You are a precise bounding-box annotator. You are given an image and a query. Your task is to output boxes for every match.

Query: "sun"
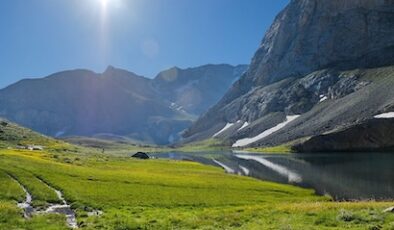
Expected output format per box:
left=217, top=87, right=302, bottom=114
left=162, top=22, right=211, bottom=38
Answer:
left=101, top=0, right=108, bottom=8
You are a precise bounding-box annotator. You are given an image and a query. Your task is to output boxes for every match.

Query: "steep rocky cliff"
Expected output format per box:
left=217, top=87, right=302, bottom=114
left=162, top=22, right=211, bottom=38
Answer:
left=183, top=0, right=394, bottom=151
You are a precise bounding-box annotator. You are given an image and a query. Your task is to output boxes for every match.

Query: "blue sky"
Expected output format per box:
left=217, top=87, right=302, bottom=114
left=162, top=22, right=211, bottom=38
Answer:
left=0, top=0, right=288, bottom=88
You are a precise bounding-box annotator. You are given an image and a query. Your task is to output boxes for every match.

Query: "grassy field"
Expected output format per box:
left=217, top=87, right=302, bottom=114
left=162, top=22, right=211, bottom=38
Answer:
left=0, top=148, right=393, bottom=230
left=175, top=139, right=232, bottom=152
left=243, top=145, right=293, bottom=154
left=61, top=136, right=173, bottom=155
left=0, top=120, right=394, bottom=229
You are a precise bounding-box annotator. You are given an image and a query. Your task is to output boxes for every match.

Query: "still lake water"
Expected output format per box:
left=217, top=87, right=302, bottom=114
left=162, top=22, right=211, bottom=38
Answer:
left=157, top=151, right=394, bottom=201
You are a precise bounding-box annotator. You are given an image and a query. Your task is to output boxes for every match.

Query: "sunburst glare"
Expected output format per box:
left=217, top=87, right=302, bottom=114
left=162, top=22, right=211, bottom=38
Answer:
left=101, top=0, right=108, bottom=9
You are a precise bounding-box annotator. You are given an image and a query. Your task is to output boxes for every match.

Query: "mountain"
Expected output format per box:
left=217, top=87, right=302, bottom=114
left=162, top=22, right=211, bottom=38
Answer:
left=0, top=64, right=246, bottom=145
left=153, top=64, right=247, bottom=115
left=183, top=0, right=394, bottom=152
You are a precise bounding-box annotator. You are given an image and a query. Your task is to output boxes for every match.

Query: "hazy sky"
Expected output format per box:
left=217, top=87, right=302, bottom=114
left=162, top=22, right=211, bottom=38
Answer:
left=0, top=0, right=288, bottom=88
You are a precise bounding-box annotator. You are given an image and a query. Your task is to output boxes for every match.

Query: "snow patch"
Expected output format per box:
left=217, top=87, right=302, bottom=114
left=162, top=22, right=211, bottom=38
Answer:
left=169, top=102, right=186, bottom=113
left=235, top=155, right=302, bottom=183
left=239, top=165, right=250, bottom=176
left=213, top=123, right=234, bottom=137
left=238, top=122, right=249, bottom=131
left=319, top=96, right=328, bottom=102
left=212, top=159, right=235, bottom=174
left=374, top=112, right=394, bottom=119
left=232, top=115, right=300, bottom=147
left=55, top=130, right=66, bottom=138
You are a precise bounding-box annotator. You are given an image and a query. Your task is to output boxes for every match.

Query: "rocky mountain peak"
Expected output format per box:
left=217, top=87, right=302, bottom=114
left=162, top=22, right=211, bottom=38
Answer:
left=245, top=0, right=394, bottom=88
left=155, top=67, right=181, bottom=82
left=183, top=0, right=394, bottom=148
left=103, top=65, right=117, bottom=74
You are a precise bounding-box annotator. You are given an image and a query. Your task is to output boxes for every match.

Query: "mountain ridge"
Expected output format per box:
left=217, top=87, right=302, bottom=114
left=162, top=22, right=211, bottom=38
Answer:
left=0, top=64, right=247, bottom=145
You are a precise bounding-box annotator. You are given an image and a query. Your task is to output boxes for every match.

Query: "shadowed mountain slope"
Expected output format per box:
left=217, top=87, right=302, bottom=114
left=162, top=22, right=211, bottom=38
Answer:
left=0, top=64, right=246, bottom=145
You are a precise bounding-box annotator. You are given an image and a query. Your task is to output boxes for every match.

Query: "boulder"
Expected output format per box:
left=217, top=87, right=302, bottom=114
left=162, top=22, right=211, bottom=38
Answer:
left=131, top=152, right=150, bottom=159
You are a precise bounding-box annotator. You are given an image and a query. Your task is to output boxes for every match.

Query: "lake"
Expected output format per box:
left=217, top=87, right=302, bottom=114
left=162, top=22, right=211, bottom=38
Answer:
left=157, top=151, right=394, bottom=201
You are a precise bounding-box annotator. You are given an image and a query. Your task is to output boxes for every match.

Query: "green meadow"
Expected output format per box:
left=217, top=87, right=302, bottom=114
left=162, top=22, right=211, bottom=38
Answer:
left=0, top=148, right=393, bottom=230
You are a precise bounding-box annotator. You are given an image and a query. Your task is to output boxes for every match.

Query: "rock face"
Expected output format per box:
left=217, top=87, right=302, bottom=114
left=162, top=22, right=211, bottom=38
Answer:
left=184, top=0, right=394, bottom=151
left=293, top=118, right=394, bottom=152
left=0, top=65, right=246, bottom=145
left=248, top=0, right=394, bottom=86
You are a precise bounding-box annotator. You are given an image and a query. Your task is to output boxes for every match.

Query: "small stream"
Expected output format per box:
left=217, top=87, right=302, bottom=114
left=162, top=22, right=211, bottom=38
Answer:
left=8, top=174, right=78, bottom=228
left=8, top=174, right=34, bottom=218
left=37, top=178, right=78, bottom=228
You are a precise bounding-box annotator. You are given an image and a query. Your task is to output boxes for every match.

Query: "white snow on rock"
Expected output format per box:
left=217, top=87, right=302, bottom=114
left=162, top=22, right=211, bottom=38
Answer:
left=238, top=122, right=249, bottom=131
left=169, top=102, right=186, bottom=113
left=235, top=155, right=302, bottom=183
left=55, top=131, right=65, bottom=137
left=232, top=115, right=300, bottom=147
left=213, top=123, right=234, bottom=137
left=239, top=165, right=250, bottom=176
left=319, top=96, right=328, bottom=102
left=383, top=206, right=394, bottom=213
left=374, top=112, right=394, bottom=119
left=212, top=159, right=235, bottom=174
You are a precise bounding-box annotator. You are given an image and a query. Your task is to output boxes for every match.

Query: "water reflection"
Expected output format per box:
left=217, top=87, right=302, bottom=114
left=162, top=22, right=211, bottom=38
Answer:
left=157, top=152, right=394, bottom=201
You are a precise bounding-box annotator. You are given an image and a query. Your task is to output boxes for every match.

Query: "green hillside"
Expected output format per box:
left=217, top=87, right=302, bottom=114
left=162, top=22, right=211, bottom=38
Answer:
left=0, top=123, right=392, bottom=229
left=0, top=118, right=72, bottom=151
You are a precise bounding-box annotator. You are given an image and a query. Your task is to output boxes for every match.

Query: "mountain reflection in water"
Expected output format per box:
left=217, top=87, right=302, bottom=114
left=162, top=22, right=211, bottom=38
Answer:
left=157, top=152, right=394, bottom=201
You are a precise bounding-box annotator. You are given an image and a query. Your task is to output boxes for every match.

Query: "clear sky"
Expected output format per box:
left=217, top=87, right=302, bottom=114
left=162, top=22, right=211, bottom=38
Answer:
left=0, top=0, right=288, bottom=88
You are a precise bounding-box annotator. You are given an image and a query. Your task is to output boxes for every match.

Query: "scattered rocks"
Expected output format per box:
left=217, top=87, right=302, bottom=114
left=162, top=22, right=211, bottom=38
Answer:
left=15, top=145, right=44, bottom=151
left=87, top=210, right=103, bottom=217
left=383, top=207, right=394, bottom=213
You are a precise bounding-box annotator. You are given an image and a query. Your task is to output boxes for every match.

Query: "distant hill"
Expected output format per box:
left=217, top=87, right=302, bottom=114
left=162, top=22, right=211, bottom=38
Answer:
left=0, top=118, right=67, bottom=150
left=0, top=64, right=247, bottom=145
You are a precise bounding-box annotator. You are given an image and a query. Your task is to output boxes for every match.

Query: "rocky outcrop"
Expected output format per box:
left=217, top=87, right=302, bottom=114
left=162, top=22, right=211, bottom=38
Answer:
left=184, top=0, right=394, bottom=151
left=248, top=0, right=394, bottom=86
left=293, top=118, right=394, bottom=152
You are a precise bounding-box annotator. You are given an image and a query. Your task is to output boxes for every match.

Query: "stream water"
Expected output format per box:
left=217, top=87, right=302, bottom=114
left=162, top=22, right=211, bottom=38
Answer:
left=37, top=178, right=78, bottom=228
left=8, top=175, right=34, bottom=218
left=8, top=174, right=78, bottom=228
left=157, top=151, right=394, bottom=201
